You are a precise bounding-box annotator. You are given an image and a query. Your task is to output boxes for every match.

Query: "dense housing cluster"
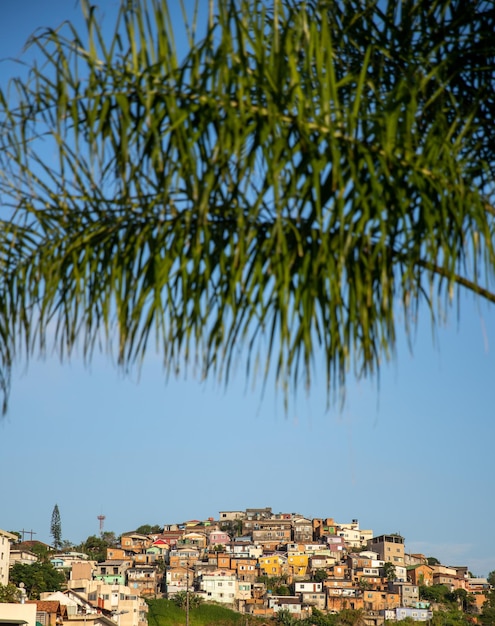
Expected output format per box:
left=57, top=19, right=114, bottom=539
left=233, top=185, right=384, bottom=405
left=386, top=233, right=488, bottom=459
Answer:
left=1, top=511, right=491, bottom=625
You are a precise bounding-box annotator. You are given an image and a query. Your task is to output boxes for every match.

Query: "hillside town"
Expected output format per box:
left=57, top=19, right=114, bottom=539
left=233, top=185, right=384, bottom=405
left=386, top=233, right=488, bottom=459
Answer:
left=1, top=509, right=492, bottom=626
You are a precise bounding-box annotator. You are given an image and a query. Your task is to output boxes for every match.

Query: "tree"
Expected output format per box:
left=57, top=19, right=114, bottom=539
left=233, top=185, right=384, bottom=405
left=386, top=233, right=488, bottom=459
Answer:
left=451, top=588, right=476, bottom=613
left=77, top=534, right=111, bottom=562
left=313, top=568, right=328, bottom=583
left=101, top=531, right=119, bottom=547
left=0, top=0, right=494, bottom=413
left=383, top=561, right=396, bottom=582
left=135, top=524, right=162, bottom=535
left=0, top=583, right=21, bottom=603
left=60, top=539, right=74, bottom=552
left=420, top=584, right=451, bottom=604
left=277, top=609, right=297, bottom=626
left=50, top=505, right=62, bottom=551
left=481, top=588, right=495, bottom=626
left=336, top=609, right=367, bottom=626
left=172, top=590, right=202, bottom=609
left=427, top=557, right=441, bottom=566
left=305, top=609, right=338, bottom=626
left=9, top=562, right=65, bottom=599
left=28, top=543, right=50, bottom=563
left=487, top=571, right=495, bottom=587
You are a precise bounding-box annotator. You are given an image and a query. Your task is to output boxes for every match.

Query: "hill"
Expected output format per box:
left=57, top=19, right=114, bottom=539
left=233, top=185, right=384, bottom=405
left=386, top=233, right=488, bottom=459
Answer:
left=146, top=598, right=270, bottom=626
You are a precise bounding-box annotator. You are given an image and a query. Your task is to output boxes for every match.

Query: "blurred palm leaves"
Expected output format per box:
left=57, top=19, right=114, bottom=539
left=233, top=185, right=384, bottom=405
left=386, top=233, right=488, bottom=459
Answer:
left=0, top=0, right=494, bottom=413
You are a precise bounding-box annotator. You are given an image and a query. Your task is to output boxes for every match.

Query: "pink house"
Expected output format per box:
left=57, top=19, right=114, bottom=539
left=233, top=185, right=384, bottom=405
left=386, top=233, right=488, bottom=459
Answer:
left=209, top=531, right=231, bottom=546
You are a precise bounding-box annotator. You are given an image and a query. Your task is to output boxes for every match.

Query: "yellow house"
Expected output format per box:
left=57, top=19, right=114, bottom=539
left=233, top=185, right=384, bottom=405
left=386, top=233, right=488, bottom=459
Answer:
left=258, top=555, right=285, bottom=577
left=287, top=552, right=309, bottom=577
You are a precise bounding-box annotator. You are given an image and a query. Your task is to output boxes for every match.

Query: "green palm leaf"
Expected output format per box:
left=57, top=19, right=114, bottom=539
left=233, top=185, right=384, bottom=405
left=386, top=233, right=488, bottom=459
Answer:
left=0, top=0, right=494, bottom=413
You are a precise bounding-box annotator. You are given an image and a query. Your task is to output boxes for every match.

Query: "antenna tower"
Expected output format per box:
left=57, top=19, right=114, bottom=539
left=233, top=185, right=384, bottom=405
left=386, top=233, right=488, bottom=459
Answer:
left=97, top=515, right=106, bottom=536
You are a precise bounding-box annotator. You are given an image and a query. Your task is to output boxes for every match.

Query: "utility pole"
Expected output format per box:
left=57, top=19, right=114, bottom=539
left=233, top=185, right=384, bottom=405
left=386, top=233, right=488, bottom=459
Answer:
left=19, top=529, right=37, bottom=541
left=185, top=562, right=190, bottom=626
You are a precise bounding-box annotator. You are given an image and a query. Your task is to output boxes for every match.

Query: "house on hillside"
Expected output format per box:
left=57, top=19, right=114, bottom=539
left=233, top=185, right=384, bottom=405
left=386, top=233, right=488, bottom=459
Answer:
left=308, top=554, right=336, bottom=573
left=252, top=519, right=292, bottom=548
left=268, top=596, right=305, bottom=618
left=292, top=518, right=313, bottom=543
left=164, top=565, right=195, bottom=597
left=169, top=547, right=200, bottom=568
left=219, top=510, right=245, bottom=521
left=230, top=557, right=258, bottom=582
left=367, top=535, right=405, bottom=567
left=0, top=528, right=18, bottom=585
left=258, top=554, right=288, bottom=577
left=149, top=539, right=170, bottom=558
left=127, top=564, right=162, bottom=597
left=177, top=532, right=207, bottom=550
left=388, top=581, right=419, bottom=607
left=9, top=548, right=38, bottom=566
left=106, top=547, right=135, bottom=560
left=198, top=569, right=237, bottom=605
left=406, top=564, right=433, bottom=587
left=65, top=579, right=148, bottom=626
left=208, top=530, right=231, bottom=547
left=120, top=533, right=152, bottom=554
left=394, top=607, right=433, bottom=622
left=41, top=589, right=97, bottom=617
left=51, top=552, right=89, bottom=574
left=287, top=551, right=309, bottom=578
left=93, top=560, right=132, bottom=585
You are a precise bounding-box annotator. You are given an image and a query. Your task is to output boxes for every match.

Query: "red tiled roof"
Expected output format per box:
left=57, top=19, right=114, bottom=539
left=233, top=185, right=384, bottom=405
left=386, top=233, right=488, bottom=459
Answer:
left=27, top=600, right=66, bottom=616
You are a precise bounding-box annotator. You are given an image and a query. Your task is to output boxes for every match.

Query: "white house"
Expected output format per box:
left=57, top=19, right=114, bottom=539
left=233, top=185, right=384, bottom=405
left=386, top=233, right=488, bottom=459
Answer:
left=294, top=581, right=323, bottom=594
left=0, top=529, right=18, bottom=585
left=198, top=570, right=237, bottom=604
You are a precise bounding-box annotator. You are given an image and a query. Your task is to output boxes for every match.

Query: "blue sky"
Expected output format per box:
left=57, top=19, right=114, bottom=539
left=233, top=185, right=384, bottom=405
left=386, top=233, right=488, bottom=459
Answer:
left=1, top=1, right=494, bottom=578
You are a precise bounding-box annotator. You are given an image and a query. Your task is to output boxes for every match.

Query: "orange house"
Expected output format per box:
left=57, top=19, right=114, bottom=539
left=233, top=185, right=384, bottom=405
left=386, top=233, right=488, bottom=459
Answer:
left=231, top=557, right=258, bottom=581
left=407, top=564, right=434, bottom=586
left=361, top=590, right=401, bottom=612
left=326, top=593, right=364, bottom=613
left=107, top=547, right=127, bottom=560
left=216, top=553, right=232, bottom=569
